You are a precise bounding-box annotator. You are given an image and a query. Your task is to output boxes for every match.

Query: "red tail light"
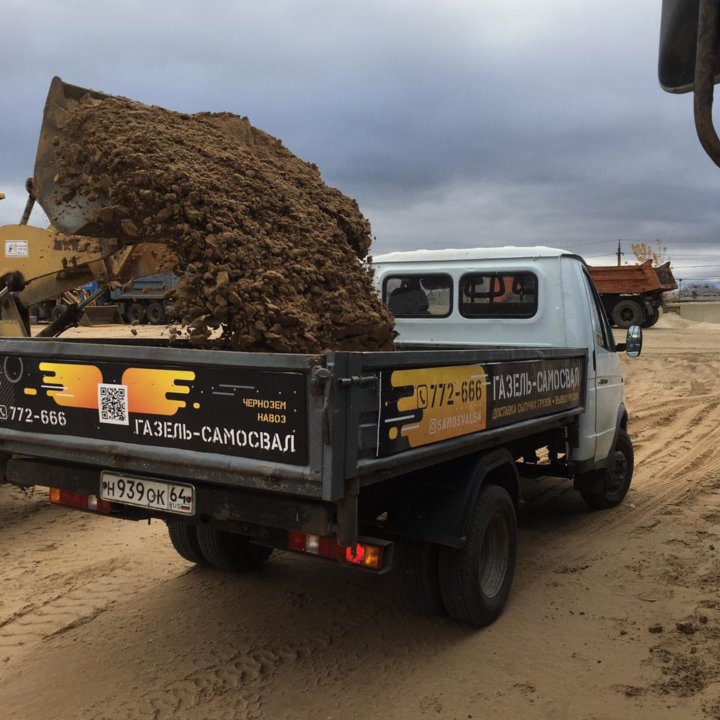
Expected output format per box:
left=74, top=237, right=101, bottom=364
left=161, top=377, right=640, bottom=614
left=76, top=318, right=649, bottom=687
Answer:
left=287, top=530, right=384, bottom=570
left=49, top=488, right=112, bottom=514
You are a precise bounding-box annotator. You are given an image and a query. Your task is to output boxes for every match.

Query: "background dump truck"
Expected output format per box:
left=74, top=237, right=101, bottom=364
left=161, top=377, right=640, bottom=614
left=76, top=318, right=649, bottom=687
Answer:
left=589, top=261, right=677, bottom=329
left=110, top=272, right=177, bottom=325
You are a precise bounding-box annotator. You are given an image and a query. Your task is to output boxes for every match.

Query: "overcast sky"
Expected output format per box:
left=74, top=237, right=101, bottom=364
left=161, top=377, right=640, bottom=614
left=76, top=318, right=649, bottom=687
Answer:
left=2, top=0, right=720, bottom=278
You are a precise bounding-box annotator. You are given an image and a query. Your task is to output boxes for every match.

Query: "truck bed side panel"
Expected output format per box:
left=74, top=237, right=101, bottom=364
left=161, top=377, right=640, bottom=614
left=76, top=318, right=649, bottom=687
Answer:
left=339, top=347, right=587, bottom=489
left=0, top=339, right=325, bottom=497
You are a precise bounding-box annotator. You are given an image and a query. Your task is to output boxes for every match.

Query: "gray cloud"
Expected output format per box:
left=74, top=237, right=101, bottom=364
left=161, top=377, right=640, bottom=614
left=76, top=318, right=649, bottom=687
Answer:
left=1, top=0, right=719, bottom=278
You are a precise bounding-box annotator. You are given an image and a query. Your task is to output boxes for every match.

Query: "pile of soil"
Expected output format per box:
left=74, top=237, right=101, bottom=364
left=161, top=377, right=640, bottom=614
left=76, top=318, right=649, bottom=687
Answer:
left=44, top=91, right=395, bottom=352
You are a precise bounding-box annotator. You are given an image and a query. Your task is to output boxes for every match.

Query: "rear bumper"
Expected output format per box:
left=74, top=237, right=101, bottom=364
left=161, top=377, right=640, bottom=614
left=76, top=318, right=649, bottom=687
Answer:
left=6, top=457, right=336, bottom=537
left=9, top=457, right=394, bottom=572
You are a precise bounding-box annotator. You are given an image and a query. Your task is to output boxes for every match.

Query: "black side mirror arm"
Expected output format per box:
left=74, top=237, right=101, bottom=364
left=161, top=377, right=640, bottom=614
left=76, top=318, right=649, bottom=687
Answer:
left=694, top=0, right=720, bottom=167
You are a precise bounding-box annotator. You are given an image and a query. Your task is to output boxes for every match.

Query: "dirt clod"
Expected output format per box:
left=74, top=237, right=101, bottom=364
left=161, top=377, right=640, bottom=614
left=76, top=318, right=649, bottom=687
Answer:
left=45, top=90, right=396, bottom=352
left=676, top=621, right=696, bottom=635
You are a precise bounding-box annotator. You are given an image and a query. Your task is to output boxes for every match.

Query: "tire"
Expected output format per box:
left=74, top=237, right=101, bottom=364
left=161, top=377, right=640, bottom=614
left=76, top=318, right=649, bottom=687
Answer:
left=51, top=304, right=67, bottom=322
left=196, top=526, right=273, bottom=572
left=403, top=540, right=446, bottom=616
left=125, top=302, right=145, bottom=323
left=581, top=429, right=634, bottom=509
left=439, top=485, right=517, bottom=627
left=167, top=521, right=210, bottom=566
left=611, top=299, right=644, bottom=329
left=146, top=301, right=167, bottom=325
left=642, top=306, right=660, bottom=328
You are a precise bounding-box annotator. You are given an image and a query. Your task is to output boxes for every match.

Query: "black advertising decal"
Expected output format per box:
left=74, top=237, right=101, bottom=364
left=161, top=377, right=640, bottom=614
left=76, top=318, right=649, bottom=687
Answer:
left=377, top=357, right=584, bottom=457
left=0, top=355, right=307, bottom=465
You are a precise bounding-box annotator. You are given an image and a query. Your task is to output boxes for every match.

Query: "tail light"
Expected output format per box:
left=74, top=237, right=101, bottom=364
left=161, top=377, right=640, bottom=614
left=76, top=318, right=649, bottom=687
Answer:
left=49, top=488, right=112, bottom=514
left=287, top=530, right=385, bottom=571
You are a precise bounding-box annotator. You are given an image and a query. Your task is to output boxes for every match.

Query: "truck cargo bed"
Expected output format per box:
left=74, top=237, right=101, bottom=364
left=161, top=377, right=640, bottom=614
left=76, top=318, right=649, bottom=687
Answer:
left=0, top=338, right=586, bottom=503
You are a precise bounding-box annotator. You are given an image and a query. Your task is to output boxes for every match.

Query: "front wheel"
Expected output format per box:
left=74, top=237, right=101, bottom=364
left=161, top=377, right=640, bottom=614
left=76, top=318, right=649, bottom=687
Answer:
left=581, top=429, right=634, bottom=509
left=439, top=484, right=517, bottom=627
left=125, top=302, right=145, bottom=324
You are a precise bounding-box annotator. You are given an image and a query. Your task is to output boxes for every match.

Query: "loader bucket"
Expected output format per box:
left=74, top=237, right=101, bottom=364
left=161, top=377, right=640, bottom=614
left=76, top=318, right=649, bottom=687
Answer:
left=80, top=304, right=125, bottom=326
left=33, top=76, right=112, bottom=235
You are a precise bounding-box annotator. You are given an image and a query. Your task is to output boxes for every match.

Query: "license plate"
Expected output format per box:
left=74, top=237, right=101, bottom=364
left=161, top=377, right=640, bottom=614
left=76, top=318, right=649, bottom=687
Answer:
left=100, top=472, right=195, bottom=515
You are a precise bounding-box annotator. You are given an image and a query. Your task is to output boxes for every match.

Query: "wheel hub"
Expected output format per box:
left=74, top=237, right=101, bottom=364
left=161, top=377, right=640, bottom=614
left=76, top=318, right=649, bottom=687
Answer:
left=608, top=450, right=627, bottom=493
left=479, top=513, right=510, bottom=599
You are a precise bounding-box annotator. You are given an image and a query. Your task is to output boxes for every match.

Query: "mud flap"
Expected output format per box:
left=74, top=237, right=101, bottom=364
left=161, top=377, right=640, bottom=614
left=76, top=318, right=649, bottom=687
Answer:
left=403, top=448, right=520, bottom=550
left=573, top=404, right=627, bottom=494
left=573, top=469, right=606, bottom=494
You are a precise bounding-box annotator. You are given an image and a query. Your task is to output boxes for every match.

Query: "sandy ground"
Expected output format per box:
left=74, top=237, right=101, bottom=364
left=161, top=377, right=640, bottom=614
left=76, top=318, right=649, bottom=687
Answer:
left=3, top=316, right=720, bottom=719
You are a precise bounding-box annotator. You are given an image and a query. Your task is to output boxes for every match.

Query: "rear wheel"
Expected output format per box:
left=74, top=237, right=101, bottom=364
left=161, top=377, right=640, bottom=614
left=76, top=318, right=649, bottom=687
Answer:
left=196, top=526, right=273, bottom=571
left=125, top=302, right=145, bottom=323
left=439, top=485, right=517, bottom=627
left=403, top=540, right=446, bottom=615
left=581, top=429, right=634, bottom=509
left=167, top=521, right=209, bottom=566
left=642, top=306, right=660, bottom=328
left=146, top=301, right=167, bottom=325
left=611, top=299, right=644, bottom=329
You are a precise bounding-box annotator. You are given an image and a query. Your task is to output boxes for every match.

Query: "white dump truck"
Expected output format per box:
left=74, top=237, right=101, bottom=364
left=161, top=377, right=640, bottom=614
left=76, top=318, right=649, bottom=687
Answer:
left=1, top=246, right=641, bottom=626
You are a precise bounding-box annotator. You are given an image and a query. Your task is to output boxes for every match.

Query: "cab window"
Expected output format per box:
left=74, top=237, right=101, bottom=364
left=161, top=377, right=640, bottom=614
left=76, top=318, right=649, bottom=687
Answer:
left=383, top=275, right=453, bottom=318
left=581, top=270, right=614, bottom=350
left=459, top=272, right=538, bottom=318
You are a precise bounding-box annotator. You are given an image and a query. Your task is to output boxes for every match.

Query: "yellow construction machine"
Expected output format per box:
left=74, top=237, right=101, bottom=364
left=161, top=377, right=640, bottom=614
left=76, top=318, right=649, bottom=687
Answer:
left=0, top=77, right=168, bottom=338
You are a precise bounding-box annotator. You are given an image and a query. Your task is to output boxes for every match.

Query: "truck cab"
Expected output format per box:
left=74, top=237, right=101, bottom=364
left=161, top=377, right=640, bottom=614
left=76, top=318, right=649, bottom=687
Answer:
left=372, top=246, right=640, bottom=485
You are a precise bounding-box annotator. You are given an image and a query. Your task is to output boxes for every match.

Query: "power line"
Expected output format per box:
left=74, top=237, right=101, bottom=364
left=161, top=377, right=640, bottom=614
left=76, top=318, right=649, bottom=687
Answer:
left=656, top=250, right=720, bottom=260
left=567, top=237, right=720, bottom=251
left=579, top=253, right=720, bottom=267
left=670, top=263, right=720, bottom=269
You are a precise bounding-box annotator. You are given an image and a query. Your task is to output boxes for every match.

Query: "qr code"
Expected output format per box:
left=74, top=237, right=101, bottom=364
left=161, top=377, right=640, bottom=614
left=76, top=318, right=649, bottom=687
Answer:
left=98, top=384, right=129, bottom=425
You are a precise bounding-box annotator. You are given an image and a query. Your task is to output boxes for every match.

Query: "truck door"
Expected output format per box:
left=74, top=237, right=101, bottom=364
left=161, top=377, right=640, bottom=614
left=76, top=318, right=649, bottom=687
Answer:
left=581, top=270, right=624, bottom=463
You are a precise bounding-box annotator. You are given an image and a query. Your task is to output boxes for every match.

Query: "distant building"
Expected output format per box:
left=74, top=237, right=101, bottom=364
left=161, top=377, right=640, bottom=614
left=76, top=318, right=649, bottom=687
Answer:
left=679, top=278, right=720, bottom=301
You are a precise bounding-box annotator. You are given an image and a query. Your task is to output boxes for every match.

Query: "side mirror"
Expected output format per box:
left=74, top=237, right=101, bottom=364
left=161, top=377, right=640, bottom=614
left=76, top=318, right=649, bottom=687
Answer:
left=659, top=0, right=720, bottom=93
left=618, top=325, right=643, bottom=357
left=659, top=0, right=720, bottom=168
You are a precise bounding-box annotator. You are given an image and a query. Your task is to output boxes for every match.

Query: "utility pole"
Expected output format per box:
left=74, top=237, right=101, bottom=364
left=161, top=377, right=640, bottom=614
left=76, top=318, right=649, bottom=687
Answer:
left=616, top=239, right=624, bottom=266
